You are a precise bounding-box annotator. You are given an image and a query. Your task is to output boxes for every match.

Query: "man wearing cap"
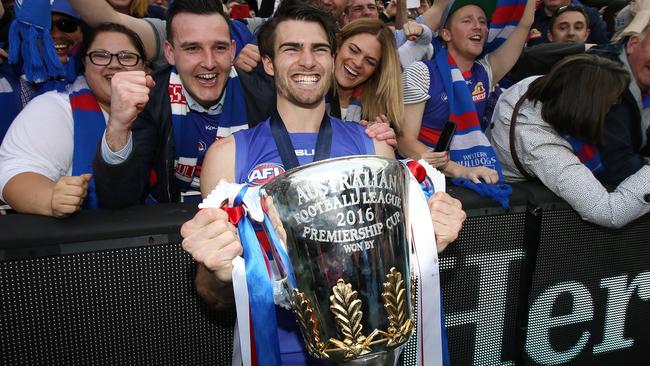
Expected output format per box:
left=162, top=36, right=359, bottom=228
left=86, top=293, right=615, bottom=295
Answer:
left=399, top=0, right=536, bottom=180
left=527, top=0, right=608, bottom=46
left=50, top=0, right=83, bottom=64
left=0, top=0, right=83, bottom=144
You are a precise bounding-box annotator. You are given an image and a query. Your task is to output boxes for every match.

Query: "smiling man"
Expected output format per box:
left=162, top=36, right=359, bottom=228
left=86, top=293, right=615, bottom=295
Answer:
left=93, top=0, right=277, bottom=207
left=51, top=0, right=84, bottom=64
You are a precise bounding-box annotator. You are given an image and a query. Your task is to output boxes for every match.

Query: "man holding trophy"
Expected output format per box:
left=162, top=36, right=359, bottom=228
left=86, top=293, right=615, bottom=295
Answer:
left=181, top=2, right=466, bottom=365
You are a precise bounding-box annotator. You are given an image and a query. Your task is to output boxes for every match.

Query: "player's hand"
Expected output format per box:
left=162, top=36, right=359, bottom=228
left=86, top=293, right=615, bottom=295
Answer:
left=181, top=208, right=242, bottom=284
left=106, top=71, right=154, bottom=151
left=234, top=44, right=261, bottom=72
left=428, top=192, right=466, bottom=252
left=419, top=150, right=449, bottom=170
left=362, top=114, right=397, bottom=149
left=51, top=173, right=92, bottom=218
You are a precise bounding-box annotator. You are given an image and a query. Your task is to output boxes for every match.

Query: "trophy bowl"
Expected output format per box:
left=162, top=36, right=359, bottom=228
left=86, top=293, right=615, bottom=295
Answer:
left=261, top=156, right=414, bottom=365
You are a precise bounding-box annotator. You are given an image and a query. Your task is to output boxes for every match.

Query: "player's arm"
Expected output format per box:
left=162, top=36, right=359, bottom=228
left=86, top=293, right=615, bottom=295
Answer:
left=373, top=139, right=396, bottom=159
left=200, top=136, right=237, bottom=197
left=182, top=136, right=240, bottom=310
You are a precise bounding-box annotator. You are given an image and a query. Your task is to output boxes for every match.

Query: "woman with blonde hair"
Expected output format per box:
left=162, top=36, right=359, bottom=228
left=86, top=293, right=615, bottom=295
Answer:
left=329, top=18, right=404, bottom=132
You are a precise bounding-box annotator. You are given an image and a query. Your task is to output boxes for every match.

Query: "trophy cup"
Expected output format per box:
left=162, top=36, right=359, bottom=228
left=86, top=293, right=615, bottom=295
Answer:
left=261, top=156, right=415, bottom=365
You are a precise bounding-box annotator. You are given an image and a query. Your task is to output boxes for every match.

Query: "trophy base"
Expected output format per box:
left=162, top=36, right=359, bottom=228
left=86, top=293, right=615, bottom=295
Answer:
left=338, top=348, right=401, bottom=366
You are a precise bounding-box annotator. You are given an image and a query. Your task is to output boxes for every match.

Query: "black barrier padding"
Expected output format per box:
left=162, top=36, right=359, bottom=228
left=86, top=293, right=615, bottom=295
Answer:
left=400, top=211, right=529, bottom=366
left=0, top=203, right=197, bottom=248
left=0, top=242, right=235, bottom=366
left=447, top=183, right=530, bottom=216
left=525, top=211, right=650, bottom=366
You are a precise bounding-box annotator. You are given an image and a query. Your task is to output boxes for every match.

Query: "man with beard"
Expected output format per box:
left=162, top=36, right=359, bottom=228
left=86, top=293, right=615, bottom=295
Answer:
left=180, top=2, right=465, bottom=364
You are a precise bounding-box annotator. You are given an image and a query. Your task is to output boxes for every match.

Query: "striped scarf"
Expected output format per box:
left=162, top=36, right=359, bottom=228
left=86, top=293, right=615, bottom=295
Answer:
left=562, top=134, right=604, bottom=175
left=434, top=45, right=511, bottom=208
left=69, top=76, right=105, bottom=209
left=169, top=67, right=249, bottom=192
left=485, top=0, right=529, bottom=54
left=326, top=87, right=364, bottom=122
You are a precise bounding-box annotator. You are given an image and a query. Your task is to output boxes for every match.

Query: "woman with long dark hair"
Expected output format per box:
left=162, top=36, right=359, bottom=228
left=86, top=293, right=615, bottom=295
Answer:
left=489, top=53, right=650, bottom=228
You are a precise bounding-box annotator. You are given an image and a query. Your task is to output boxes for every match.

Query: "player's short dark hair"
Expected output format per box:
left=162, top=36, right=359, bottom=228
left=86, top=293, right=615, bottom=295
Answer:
left=257, top=1, right=337, bottom=60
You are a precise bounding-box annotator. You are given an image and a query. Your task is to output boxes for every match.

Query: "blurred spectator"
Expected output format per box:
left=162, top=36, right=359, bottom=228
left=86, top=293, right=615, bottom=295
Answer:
left=226, top=0, right=255, bottom=18
left=0, top=23, right=147, bottom=217
left=321, top=0, right=347, bottom=24
left=1, top=0, right=84, bottom=145
left=50, top=0, right=83, bottom=64
left=344, top=0, right=380, bottom=23
left=528, top=0, right=608, bottom=46
left=107, top=0, right=167, bottom=20
left=488, top=54, right=649, bottom=228
left=148, top=0, right=169, bottom=9
left=546, top=4, right=590, bottom=43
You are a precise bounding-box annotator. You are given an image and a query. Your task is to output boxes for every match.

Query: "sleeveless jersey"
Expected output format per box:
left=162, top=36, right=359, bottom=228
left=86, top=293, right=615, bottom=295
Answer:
left=234, top=116, right=375, bottom=185
left=233, top=116, right=374, bottom=365
left=418, top=58, right=490, bottom=148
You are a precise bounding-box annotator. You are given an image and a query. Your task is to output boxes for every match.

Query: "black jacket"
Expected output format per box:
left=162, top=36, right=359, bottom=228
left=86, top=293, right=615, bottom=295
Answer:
left=94, top=66, right=276, bottom=209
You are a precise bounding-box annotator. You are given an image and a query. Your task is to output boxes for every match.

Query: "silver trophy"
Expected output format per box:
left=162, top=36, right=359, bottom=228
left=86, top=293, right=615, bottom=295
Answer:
left=261, top=156, right=414, bottom=365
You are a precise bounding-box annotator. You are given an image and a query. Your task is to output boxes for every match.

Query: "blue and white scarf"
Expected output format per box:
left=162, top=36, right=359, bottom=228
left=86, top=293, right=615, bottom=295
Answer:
left=69, top=76, right=105, bottom=209
left=169, top=67, right=249, bottom=192
left=434, top=45, right=512, bottom=208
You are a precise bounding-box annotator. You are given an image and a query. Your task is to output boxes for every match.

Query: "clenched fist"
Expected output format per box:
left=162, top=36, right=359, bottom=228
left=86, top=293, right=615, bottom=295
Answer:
left=106, top=71, right=155, bottom=152
left=51, top=173, right=92, bottom=218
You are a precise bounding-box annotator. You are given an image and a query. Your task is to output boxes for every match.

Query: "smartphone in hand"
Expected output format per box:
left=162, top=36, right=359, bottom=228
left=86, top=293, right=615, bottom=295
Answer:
left=433, top=121, right=456, bottom=152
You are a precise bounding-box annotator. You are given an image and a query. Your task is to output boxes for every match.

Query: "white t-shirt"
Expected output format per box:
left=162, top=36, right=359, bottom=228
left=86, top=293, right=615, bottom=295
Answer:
left=0, top=90, right=108, bottom=201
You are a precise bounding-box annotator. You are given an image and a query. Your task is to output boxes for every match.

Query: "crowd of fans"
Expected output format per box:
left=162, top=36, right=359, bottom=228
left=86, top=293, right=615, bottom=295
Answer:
left=1, top=0, right=648, bottom=226
left=0, top=0, right=649, bottom=363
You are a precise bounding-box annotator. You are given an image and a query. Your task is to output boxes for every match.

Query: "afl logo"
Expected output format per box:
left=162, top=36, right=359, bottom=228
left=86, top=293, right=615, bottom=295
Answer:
left=247, top=163, right=285, bottom=185
left=198, top=140, right=207, bottom=152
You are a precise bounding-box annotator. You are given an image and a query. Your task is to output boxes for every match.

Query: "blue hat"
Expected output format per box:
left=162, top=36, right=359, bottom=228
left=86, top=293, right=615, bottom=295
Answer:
left=9, top=0, right=65, bottom=82
left=52, top=0, right=81, bottom=20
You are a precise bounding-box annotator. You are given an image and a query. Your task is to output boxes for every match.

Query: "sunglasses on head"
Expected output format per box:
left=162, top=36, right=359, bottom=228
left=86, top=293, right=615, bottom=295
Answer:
left=52, top=18, right=79, bottom=33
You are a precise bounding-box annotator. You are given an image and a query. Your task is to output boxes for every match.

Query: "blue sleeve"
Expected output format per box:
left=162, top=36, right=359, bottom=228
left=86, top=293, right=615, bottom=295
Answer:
left=231, top=20, right=254, bottom=57
left=585, top=7, right=609, bottom=45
